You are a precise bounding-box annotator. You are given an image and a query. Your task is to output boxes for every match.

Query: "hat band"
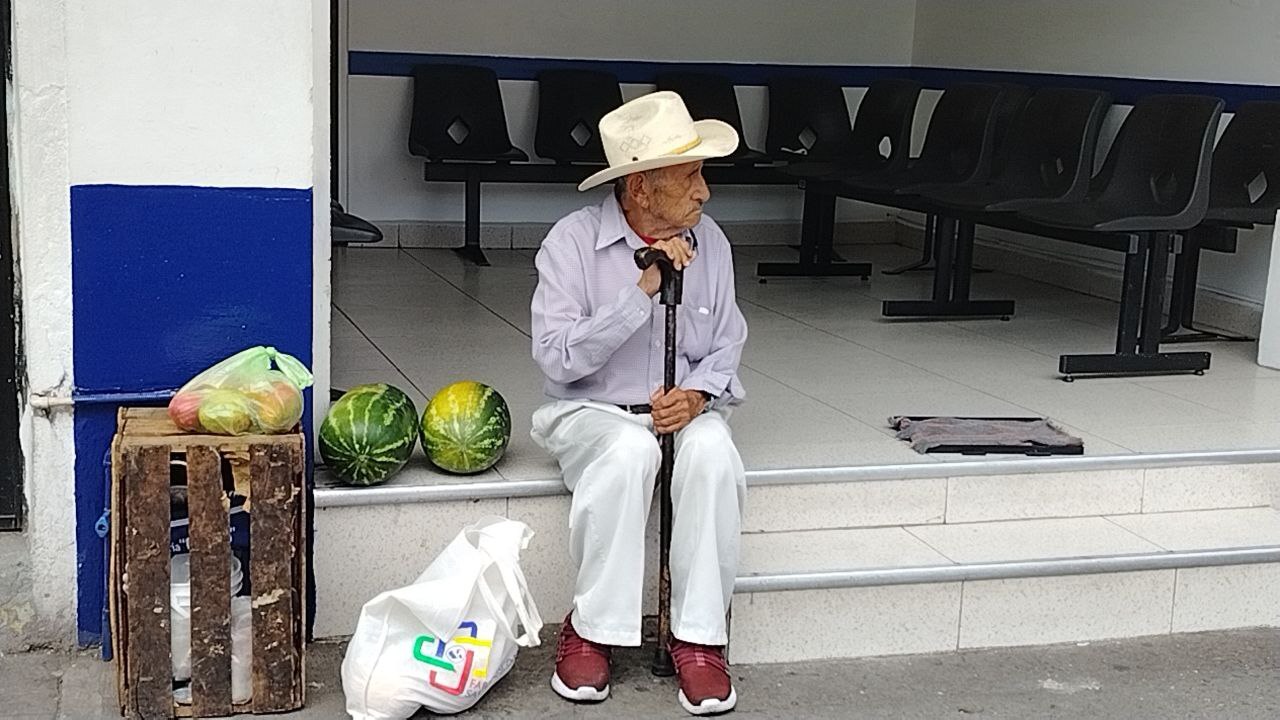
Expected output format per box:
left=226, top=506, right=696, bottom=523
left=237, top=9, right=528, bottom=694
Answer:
left=666, top=136, right=702, bottom=155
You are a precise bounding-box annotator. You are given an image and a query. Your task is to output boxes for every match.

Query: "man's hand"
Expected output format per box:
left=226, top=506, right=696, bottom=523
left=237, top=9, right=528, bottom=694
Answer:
left=638, top=237, right=696, bottom=297
left=650, top=386, right=707, bottom=434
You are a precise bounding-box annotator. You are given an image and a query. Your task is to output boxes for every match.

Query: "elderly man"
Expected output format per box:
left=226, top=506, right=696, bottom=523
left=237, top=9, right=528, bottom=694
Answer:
left=530, top=91, right=748, bottom=716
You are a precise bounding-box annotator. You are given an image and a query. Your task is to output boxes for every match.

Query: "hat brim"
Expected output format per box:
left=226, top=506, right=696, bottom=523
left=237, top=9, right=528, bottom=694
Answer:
left=577, top=119, right=740, bottom=191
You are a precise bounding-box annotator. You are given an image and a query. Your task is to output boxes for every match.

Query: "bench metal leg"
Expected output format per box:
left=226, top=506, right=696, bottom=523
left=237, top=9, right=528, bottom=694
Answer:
left=1058, top=351, right=1211, bottom=378
left=1060, top=232, right=1210, bottom=380
left=1161, top=231, right=1252, bottom=343
left=932, top=216, right=956, bottom=299
left=881, top=214, right=991, bottom=276
left=757, top=187, right=872, bottom=281
left=1117, top=235, right=1146, bottom=352
left=798, top=189, right=820, bottom=264
left=1138, top=230, right=1172, bottom=354
left=788, top=192, right=845, bottom=262
left=882, top=219, right=1015, bottom=319
left=882, top=214, right=936, bottom=275
left=457, top=168, right=491, bottom=266
left=815, top=193, right=839, bottom=264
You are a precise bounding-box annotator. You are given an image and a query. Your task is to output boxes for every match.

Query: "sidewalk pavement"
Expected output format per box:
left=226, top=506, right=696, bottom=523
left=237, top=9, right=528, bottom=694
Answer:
left=3, top=627, right=1278, bottom=719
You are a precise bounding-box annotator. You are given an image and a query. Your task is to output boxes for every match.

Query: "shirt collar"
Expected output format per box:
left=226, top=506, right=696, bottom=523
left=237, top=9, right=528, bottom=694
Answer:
left=595, top=192, right=649, bottom=252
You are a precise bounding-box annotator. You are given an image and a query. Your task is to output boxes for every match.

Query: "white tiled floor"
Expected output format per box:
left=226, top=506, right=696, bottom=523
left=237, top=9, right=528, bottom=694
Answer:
left=331, top=243, right=1280, bottom=483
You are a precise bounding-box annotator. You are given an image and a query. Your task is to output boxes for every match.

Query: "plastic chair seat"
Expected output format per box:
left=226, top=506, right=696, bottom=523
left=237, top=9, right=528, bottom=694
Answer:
left=841, top=164, right=954, bottom=195
left=723, top=147, right=774, bottom=165
left=778, top=159, right=847, bottom=179
left=1018, top=200, right=1205, bottom=233
left=769, top=78, right=922, bottom=198
left=918, top=88, right=1110, bottom=213
left=418, top=145, right=530, bottom=164
left=913, top=183, right=1051, bottom=212
left=1201, top=207, right=1271, bottom=227
left=838, top=83, right=1006, bottom=198
left=1015, top=94, right=1225, bottom=235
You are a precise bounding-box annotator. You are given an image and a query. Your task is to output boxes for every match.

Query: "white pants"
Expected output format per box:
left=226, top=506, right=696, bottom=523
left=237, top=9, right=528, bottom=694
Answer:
left=531, top=400, right=747, bottom=647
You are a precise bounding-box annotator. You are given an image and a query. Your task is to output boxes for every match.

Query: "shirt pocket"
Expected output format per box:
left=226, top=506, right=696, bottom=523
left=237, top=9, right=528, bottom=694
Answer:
left=678, top=304, right=716, bottom=360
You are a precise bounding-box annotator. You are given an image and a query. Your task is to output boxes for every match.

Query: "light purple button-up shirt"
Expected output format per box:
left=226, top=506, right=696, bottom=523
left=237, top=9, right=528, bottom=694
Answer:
left=531, top=193, right=748, bottom=407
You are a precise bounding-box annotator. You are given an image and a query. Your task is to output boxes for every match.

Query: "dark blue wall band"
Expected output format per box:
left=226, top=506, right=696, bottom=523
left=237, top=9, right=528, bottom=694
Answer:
left=349, top=51, right=1279, bottom=111
left=349, top=51, right=909, bottom=87
left=71, top=184, right=314, bottom=644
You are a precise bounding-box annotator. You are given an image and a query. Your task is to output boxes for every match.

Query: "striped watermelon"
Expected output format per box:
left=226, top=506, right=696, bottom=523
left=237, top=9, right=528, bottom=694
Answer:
left=420, top=381, right=511, bottom=474
left=320, top=384, right=419, bottom=486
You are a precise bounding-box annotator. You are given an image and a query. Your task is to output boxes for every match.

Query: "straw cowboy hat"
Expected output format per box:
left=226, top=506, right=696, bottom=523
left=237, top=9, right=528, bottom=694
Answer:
left=577, top=91, right=740, bottom=191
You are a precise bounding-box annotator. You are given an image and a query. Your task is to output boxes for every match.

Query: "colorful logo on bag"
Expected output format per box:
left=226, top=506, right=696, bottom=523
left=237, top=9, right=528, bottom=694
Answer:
left=412, top=620, right=495, bottom=696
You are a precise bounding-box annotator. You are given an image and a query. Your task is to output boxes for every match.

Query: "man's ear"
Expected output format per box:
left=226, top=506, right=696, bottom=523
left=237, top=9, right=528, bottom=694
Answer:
left=627, top=173, right=648, bottom=208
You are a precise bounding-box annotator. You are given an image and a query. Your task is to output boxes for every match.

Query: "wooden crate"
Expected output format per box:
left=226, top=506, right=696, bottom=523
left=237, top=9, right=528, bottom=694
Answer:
left=110, top=407, right=306, bottom=718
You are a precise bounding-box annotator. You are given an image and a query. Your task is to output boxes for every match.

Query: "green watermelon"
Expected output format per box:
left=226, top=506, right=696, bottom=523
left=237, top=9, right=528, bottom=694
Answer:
left=420, top=381, right=511, bottom=474
left=320, top=384, right=419, bottom=486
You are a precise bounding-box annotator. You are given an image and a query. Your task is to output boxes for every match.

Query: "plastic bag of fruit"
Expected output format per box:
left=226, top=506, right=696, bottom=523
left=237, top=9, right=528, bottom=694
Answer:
left=169, top=346, right=314, bottom=435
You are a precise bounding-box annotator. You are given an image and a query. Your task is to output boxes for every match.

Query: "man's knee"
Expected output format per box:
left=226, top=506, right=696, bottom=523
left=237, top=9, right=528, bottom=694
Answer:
left=592, top=423, right=661, bottom=482
left=573, top=423, right=660, bottom=520
left=674, top=416, right=743, bottom=502
left=678, top=415, right=738, bottom=462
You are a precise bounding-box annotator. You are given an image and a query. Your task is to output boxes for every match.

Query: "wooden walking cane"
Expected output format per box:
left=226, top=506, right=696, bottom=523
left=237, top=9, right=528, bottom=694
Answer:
left=634, top=242, right=684, bottom=677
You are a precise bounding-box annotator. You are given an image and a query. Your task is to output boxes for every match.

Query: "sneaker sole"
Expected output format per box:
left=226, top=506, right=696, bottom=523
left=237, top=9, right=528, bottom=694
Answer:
left=551, top=672, right=610, bottom=703
left=679, top=687, right=738, bottom=715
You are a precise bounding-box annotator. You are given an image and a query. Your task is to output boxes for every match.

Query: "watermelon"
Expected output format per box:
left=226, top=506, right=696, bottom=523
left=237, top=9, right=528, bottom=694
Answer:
left=420, top=381, right=511, bottom=474
left=320, top=384, right=419, bottom=486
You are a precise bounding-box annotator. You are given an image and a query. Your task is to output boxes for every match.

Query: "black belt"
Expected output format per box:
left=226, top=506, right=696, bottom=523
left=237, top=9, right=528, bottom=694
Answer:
left=617, top=403, right=652, bottom=414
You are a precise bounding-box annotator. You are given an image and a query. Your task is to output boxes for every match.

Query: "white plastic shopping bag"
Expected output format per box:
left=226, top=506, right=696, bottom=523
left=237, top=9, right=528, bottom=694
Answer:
left=341, top=516, right=544, bottom=718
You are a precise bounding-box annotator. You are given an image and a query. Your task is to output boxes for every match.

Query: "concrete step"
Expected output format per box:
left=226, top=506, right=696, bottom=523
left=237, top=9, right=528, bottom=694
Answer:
left=316, top=452, right=1280, bottom=530
left=312, top=456, right=1280, bottom=640
left=729, top=507, right=1280, bottom=663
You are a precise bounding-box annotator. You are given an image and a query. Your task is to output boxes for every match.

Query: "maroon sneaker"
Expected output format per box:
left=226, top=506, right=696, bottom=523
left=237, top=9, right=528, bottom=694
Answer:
left=670, top=638, right=737, bottom=715
left=550, top=613, right=611, bottom=702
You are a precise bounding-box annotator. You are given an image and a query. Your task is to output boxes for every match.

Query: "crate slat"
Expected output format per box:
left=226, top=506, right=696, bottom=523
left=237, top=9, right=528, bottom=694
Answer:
left=249, top=443, right=303, bottom=713
left=123, top=444, right=174, bottom=720
left=109, top=432, right=128, bottom=716
left=119, top=407, right=295, bottom=449
left=187, top=444, right=233, bottom=717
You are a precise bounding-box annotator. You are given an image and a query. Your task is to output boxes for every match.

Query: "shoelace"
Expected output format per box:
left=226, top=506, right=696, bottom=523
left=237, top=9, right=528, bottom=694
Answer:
left=556, top=617, right=609, bottom=663
left=670, top=640, right=729, bottom=676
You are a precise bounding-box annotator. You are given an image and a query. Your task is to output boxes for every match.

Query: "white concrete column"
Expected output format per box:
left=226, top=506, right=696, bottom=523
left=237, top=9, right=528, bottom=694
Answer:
left=8, top=0, right=331, bottom=646
left=11, top=0, right=79, bottom=645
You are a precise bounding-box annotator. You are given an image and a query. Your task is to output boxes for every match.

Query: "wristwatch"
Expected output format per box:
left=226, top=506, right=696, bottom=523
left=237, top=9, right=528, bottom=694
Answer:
left=698, top=390, right=715, bottom=407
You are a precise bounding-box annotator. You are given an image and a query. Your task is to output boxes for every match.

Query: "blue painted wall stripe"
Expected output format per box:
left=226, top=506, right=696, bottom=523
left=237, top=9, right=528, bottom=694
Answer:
left=349, top=50, right=910, bottom=87
left=71, top=184, right=314, bottom=644
left=349, top=50, right=1280, bottom=110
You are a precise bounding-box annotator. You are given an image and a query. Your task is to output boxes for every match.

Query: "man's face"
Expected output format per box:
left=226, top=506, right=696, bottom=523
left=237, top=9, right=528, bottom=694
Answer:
left=643, top=161, right=710, bottom=231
